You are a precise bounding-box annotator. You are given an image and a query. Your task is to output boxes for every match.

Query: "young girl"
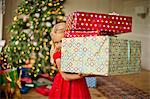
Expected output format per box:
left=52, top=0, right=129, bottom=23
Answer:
left=49, top=23, right=91, bottom=99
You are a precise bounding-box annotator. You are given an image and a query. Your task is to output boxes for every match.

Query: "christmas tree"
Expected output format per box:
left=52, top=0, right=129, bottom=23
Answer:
left=3, top=0, right=65, bottom=77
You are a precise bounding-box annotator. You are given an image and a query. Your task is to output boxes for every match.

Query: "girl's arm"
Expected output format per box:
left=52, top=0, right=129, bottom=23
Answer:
left=55, top=58, right=83, bottom=81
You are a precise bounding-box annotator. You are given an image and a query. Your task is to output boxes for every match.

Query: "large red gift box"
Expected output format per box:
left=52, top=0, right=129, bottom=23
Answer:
left=64, top=30, right=100, bottom=38
left=66, top=11, right=132, bottom=34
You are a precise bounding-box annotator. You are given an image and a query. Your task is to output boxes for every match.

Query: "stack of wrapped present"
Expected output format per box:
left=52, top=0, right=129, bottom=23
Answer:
left=61, top=11, right=141, bottom=76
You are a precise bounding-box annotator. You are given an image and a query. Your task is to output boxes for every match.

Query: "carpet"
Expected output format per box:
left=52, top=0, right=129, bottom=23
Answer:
left=96, top=76, right=150, bottom=99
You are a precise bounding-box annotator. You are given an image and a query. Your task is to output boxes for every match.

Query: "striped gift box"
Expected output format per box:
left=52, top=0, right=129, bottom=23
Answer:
left=85, top=77, right=96, bottom=88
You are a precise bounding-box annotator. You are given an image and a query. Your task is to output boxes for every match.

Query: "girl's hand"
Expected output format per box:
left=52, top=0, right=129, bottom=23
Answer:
left=78, top=73, right=90, bottom=77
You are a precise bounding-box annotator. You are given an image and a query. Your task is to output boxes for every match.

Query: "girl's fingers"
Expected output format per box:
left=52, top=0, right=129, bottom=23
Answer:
left=78, top=73, right=82, bottom=76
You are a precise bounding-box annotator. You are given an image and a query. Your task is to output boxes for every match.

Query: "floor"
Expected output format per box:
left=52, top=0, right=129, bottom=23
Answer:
left=21, top=69, right=149, bottom=99
left=115, top=70, right=150, bottom=94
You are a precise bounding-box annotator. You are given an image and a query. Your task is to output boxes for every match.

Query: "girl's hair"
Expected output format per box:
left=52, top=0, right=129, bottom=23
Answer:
left=50, top=22, right=66, bottom=64
left=50, top=22, right=66, bottom=40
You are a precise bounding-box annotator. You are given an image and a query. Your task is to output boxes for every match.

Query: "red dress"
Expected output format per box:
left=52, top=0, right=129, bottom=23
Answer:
left=48, top=51, right=91, bottom=99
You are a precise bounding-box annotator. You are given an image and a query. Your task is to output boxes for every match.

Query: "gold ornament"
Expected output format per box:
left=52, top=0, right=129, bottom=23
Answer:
left=34, top=74, right=37, bottom=77
left=43, top=42, right=46, bottom=46
left=45, top=29, right=48, bottom=32
left=28, top=51, right=30, bottom=54
left=38, top=64, right=42, bottom=67
left=51, top=11, right=54, bottom=14
left=58, top=16, right=63, bottom=20
left=58, top=12, right=62, bottom=14
left=21, top=52, right=24, bottom=55
left=40, top=38, right=43, bottom=41
left=48, top=3, right=52, bottom=6
left=14, top=49, right=16, bottom=52
left=9, top=58, right=12, bottom=61
left=28, top=73, right=31, bottom=75
left=14, top=16, right=18, bottom=21
left=33, top=47, right=35, bottom=51
left=45, top=56, right=48, bottom=60
left=40, top=45, right=42, bottom=49
left=36, top=47, right=39, bottom=50
left=57, top=8, right=60, bottom=11
left=5, top=55, right=8, bottom=58
left=46, top=52, right=49, bottom=55
left=54, top=4, right=57, bottom=6
left=18, top=47, right=21, bottom=50
left=57, top=3, right=60, bottom=5
left=50, top=73, right=52, bottom=75
left=25, top=9, right=28, bottom=12
left=23, top=37, right=26, bottom=40
left=60, top=6, right=63, bottom=8
left=32, top=66, right=35, bottom=70
left=37, top=69, right=40, bottom=72
left=19, top=60, right=22, bottom=63
left=52, top=70, right=54, bottom=73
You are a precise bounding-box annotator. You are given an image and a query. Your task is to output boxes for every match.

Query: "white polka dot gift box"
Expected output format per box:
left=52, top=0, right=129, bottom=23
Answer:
left=61, top=36, right=141, bottom=76
left=66, top=11, right=132, bottom=35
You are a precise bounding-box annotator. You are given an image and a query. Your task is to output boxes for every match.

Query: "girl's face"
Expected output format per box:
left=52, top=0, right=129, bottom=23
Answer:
left=53, top=34, right=63, bottom=51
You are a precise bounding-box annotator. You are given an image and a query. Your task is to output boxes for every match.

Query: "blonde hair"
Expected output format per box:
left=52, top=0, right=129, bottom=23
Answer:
left=50, top=22, right=66, bottom=64
left=50, top=22, right=66, bottom=40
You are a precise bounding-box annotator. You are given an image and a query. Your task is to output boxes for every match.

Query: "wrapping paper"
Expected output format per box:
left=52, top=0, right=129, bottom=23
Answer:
left=61, top=36, right=141, bottom=76
left=64, top=30, right=100, bottom=38
left=85, top=77, right=96, bottom=88
left=66, top=11, right=132, bottom=35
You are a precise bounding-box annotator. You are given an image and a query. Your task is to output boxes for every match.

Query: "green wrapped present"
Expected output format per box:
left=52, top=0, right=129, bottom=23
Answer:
left=61, top=36, right=141, bottom=76
left=0, top=68, right=18, bottom=88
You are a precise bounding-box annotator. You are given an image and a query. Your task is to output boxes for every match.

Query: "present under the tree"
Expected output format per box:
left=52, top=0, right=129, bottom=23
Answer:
left=64, top=30, right=100, bottom=38
left=21, top=68, right=31, bottom=78
left=0, top=68, right=18, bottom=88
left=85, top=77, right=96, bottom=88
left=66, top=11, right=132, bottom=35
left=61, top=36, right=141, bottom=76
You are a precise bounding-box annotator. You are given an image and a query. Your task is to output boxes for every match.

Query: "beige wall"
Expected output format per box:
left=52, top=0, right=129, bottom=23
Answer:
left=3, top=0, right=20, bottom=42
left=3, top=0, right=150, bottom=70
left=64, top=0, right=110, bottom=15
left=117, top=0, right=150, bottom=70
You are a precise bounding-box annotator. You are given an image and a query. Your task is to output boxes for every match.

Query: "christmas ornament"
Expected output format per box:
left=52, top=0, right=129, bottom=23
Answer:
left=42, top=18, right=46, bottom=21
left=34, top=13, right=40, bottom=18
left=13, top=16, right=18, bottom=21
left=48, top=3, right=52, bottom=6
left=52, top=20, right=56, bottom=25
left=46, top=22, right=52, bottom=27
left=33, top=41, right=37, bottom=46
left=38, top=9, right=41, bottom=12
left=42, top=6, right=47, bottom=11
left=41, top=22, right=45, bottom=26
left=15, top=41, right=19, bottom=45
